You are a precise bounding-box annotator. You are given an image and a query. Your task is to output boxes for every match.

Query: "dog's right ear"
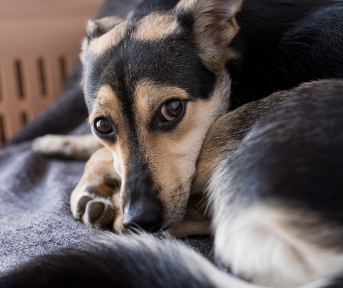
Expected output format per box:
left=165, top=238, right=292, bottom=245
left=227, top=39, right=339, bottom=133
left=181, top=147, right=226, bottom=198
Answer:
left=80, top=16, right=124, bottom=65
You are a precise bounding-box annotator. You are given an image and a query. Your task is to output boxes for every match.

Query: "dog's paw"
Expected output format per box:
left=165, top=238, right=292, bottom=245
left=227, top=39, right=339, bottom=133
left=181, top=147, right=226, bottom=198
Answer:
left=72, top=187, right=127, bottom=233
left=32, top=134, right=101, bottom=159
left=32, top=134, right=76, bottom=158
left=73, top=187, right=116, bottom=229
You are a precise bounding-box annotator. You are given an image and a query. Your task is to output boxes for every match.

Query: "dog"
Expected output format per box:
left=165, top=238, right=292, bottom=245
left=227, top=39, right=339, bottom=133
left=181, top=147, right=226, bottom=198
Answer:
left=5, top=80, right=343, bottom=288
left=22, top=0, right=343, bottom=286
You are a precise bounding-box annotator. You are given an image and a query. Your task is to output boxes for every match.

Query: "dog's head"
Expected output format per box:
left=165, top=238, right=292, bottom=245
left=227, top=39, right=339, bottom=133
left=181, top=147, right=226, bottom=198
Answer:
left=81, top=0, right=242, bottom=232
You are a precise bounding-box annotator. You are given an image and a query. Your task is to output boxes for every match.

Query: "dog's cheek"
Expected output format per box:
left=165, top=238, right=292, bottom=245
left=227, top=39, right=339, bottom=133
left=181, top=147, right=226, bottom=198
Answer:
left=112, top=151, right=123, bottom=178
left=153, top=159, right=197, bottom=228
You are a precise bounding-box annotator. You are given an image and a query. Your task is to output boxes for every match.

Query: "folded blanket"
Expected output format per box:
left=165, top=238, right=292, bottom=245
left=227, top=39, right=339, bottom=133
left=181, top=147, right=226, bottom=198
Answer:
left=0, top=0, right=212, bottom=273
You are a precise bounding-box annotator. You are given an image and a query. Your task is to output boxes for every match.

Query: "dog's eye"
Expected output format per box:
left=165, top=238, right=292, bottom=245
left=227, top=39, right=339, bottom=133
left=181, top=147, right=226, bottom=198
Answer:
left=161, top=100, right=184, bottom=121
left=94, top=118, right=113, bottom=134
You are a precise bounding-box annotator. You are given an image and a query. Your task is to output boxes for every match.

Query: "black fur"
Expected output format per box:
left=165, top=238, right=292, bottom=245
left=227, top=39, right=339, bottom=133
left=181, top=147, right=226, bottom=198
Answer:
left=117, top=0, right=343, bottom=111
left=229, top=0, right=343, bottom=108
left=0, top=234, right=217, bottom=288
left=131, top=0, right=180, bottom=19
left=216, top=80, right=343, bottom=224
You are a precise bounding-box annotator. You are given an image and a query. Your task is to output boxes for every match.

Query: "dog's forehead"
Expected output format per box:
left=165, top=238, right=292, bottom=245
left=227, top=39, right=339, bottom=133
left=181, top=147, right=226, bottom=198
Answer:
left=84, top=24, right=216, bottom=112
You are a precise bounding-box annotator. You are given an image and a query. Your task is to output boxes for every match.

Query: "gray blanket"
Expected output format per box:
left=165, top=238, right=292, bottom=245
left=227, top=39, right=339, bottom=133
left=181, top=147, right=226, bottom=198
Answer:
left=0, top=0, right=212, bottom=273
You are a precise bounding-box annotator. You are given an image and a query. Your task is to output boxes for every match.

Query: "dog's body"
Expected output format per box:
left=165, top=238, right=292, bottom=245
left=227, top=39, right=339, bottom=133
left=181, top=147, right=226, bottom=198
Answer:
left=21, top=0, right=343, bottom=287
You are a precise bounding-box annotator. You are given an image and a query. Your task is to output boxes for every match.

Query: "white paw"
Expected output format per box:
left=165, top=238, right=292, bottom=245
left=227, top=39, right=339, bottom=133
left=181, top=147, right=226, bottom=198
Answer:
left=32, top=134, right=75, bottom=158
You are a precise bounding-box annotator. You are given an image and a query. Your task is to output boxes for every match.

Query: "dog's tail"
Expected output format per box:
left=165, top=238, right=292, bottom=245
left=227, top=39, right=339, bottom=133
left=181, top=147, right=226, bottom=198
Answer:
left=0, top=233, right=338, bottom=288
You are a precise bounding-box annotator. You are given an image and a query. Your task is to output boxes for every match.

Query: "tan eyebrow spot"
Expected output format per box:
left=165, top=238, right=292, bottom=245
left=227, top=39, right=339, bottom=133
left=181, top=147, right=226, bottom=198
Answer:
left=88, top=85, right=121, bottom=124
left=134, top=79, right=190, bottom=123
left=132, top=13, right=180, bottom=41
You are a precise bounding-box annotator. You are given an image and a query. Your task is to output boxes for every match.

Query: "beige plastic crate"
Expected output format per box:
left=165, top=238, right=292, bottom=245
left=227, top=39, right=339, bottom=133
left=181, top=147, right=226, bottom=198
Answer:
left=0, top=0, right=104, bottom=145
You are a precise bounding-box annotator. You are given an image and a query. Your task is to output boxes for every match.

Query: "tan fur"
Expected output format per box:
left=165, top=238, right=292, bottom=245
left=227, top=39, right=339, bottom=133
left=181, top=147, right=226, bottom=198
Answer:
left=133, top=13, right=180, bottom=41
left=134, top=80, right=191, bottom=123
left=175, top=0, right=242, bottom=71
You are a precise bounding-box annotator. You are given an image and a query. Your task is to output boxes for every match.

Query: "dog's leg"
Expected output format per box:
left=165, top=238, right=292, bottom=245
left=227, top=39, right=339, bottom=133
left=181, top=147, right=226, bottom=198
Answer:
left=70, top=147, right=126, bottom=232
left=32, top=134, right=102, bottom=160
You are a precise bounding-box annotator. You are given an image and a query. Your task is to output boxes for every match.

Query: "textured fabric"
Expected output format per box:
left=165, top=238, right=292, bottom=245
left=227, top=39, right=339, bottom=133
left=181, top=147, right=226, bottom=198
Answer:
left=0, top=0, right=213, bottom=273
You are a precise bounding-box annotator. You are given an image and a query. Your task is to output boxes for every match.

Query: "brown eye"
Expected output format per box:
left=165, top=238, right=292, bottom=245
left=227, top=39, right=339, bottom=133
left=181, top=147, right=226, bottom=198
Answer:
left=95, top=118, right=113, bottom=134
left=161, top=100, right=184, bottom=121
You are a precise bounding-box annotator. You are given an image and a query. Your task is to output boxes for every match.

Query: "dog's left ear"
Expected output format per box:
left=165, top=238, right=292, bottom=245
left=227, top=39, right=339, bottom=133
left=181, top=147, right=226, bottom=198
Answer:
left=79, top=16, right=125, bottom=90
left=175, top=0, right=242, bottom=71
left=79, top=16, right=125, bottom=65
left=86, top=16, right=125, bottom=40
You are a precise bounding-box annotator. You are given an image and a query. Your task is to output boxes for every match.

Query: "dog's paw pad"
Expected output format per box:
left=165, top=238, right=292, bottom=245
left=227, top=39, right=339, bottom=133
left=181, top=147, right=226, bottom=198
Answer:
left=88, top=201, right=105, bottom=222
left=77, top=196, right=93, bottom=216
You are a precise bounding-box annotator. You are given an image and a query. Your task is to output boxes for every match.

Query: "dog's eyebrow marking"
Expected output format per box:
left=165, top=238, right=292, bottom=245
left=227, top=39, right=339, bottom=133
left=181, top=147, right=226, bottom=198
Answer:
left=134, top=80, right=190, bottom=115
left=98, top=97, right=109, bottom=109
left=132, top=13, right=180, bottom=41
left=88, top=85, right=121, bottom=124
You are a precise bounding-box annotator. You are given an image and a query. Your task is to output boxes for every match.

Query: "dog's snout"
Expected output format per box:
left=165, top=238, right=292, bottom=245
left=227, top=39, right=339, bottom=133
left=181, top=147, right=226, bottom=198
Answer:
left=123, top=200, right=163, bottom=233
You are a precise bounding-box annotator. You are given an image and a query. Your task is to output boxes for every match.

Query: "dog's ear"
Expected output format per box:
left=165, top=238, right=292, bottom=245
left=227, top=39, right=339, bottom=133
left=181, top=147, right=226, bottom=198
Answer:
left=86, top=16, right=125, bottom=40
left=175, top=0, right=242, bottom=71
left=79, top=16, right=124, bottom=65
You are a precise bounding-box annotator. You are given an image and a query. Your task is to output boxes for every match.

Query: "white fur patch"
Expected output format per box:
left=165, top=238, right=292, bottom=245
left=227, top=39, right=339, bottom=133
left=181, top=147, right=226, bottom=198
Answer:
left=207, top=159, right=343, bottom=287
left=214, top=204, right=343, bottom=287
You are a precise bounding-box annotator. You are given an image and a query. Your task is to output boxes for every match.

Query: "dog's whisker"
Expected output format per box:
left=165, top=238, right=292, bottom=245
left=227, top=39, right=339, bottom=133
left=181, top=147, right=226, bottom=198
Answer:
left=102, top=186, right=117, bottom=194
left=190, top=196, right=210, bottom=217
left=128, top=223, right=145, bottom=233
left=111, top=177, right=121, bottom=191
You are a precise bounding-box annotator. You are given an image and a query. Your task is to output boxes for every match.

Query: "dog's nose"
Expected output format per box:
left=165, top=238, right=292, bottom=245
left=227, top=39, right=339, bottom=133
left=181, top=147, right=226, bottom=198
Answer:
left=123, top=200, right=163, bottom=233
